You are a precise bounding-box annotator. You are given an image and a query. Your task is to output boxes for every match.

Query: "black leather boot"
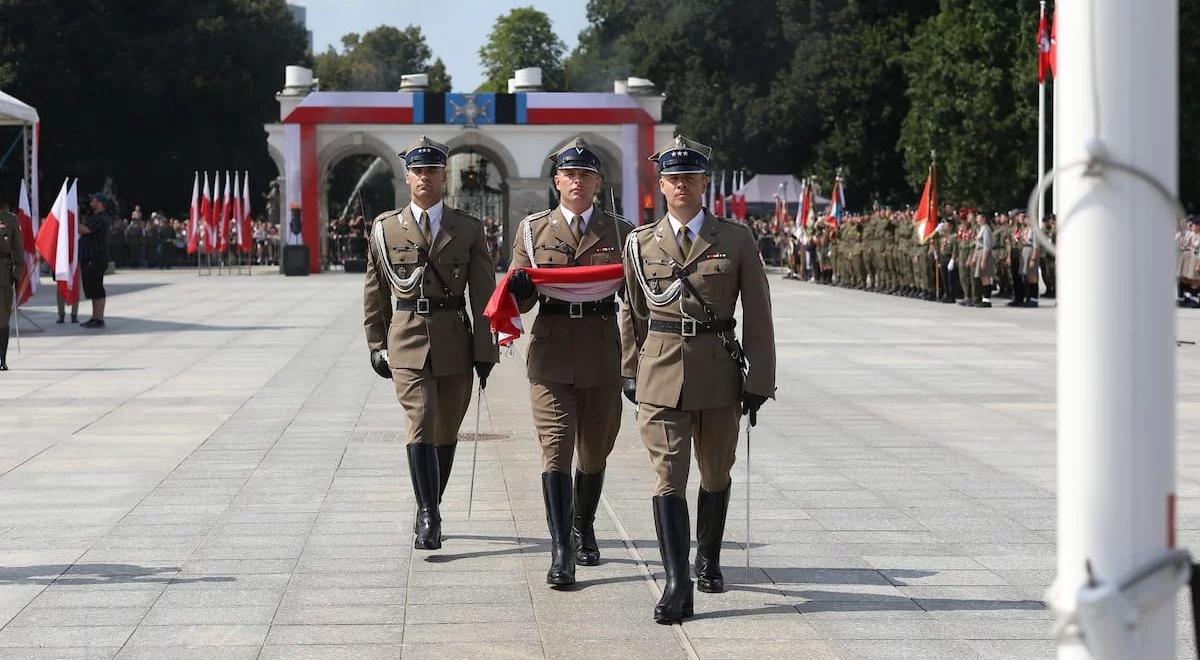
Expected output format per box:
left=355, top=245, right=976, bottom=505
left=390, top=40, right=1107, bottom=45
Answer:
left=572, top=469, right=604, bottom=566
left=0, top=331, right=8, bottom=371
left=407, top=443, right=442, bottom=550
left=652, top=495, right=694, bottom=624
left=542, top=471, right=576, bottom=587
left=436, top=444, right=456, bottom=501
left=695, top=485, right=731, bottom=593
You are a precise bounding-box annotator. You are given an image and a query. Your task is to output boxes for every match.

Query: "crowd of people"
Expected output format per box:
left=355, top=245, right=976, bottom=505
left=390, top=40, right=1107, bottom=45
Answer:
left=747, top=207, right=1058, bottom=308
left=106, top=206, right=282, bottom=267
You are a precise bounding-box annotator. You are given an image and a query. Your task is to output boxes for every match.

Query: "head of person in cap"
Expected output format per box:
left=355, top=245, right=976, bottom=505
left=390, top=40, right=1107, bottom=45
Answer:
left=650, top=134, right=712, bottom=221
left=88, top=192, right=111, bottom=214
left=549, top=137, right=603, bottom=216
left=400, top=136, right=450, bottom=209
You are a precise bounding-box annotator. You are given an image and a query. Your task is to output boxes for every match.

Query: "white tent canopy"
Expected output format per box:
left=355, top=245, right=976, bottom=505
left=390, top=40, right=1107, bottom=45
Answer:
left=737, top=173, right=829, bottom=205
left=0, top=90, right=38, bottom=125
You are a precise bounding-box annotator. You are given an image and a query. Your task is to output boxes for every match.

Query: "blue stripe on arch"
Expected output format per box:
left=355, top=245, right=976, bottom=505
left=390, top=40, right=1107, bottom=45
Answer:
left=516, top=93, right=527, bottom=123
left=412, top=92, right=424, bottom=123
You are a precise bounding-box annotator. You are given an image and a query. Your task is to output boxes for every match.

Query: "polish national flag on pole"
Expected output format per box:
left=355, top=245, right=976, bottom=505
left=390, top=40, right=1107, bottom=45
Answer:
left=217, top=171, right=231, bottom=252
left=485, top=264, right=625, bottom=346
left=240, top=172, right=252, bottom=253
left=713, top=171, right=725, bottom=217
left=200, top=173, right=213, bottom=252
left=229, top=171, right=240, bottom=252
left=15, top=180, right=38, bottom=306
left=186, top=172, right=200, bottom=254
left=34, top=179, right=80, bottom=305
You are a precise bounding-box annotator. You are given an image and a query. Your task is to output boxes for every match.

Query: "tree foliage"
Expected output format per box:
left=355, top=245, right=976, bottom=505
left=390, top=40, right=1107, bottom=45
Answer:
left=0, top=0, right=307, bottom=216
left=313, top=25, right=451, bottom=92
left=478, top=7, right=566, bottom=92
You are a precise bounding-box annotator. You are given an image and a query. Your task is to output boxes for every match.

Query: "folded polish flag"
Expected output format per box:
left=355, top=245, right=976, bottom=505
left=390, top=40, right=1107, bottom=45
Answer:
left=484, top=264, right=625, bottom=346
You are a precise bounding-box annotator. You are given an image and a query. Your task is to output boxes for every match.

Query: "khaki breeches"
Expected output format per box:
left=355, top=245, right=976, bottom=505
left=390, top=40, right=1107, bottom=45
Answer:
left=391, top=363, right=473, bottom=446
left=637, top=402, right=741, bottom=497
left=529, top=379, right=622, bottom=474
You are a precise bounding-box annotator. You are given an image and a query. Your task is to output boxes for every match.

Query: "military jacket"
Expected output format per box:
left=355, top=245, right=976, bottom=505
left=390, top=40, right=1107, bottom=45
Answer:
left=620, top=212, right=775, bottom=410
left=510, top=207, right=633, bottom=388
left=363, top=204, right=499, bottom=377
left=0, top=210, right=25, bottom=316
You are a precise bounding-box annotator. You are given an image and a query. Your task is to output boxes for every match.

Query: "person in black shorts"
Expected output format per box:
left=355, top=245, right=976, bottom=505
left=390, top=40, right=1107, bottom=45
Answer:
left=79, top=193, right=112, bottom=328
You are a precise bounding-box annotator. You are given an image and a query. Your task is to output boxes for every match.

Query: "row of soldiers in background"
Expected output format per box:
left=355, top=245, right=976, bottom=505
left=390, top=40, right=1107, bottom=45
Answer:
left=1177, top=218, right=1200, bottom=307
left=108, top=213, right=186, bottom=269
left=787, top=207, right=1058, bottom=308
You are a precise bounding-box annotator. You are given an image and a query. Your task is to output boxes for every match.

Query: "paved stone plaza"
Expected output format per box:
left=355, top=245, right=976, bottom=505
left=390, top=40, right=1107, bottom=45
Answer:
left=2, top=269, right=1199, bottom=659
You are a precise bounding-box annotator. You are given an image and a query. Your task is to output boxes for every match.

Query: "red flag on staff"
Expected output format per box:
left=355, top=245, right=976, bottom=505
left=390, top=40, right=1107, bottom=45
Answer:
left=240, top=171, right=252, bottom=253
left=799, top=178, right=813, bottom=230
left=217, top=171, right=231, bottom=252
left=485, top=264, right=625, bottom=346
left=35, top=179, right=80, bottom=305
left=186, top=172, right=200, bottom=254
left=229, top=171, right=240, bottom=252
left=733, top=172, right=746, bottom=221
left=824, top=175, right=844, bottom=227
left=913, top=161, right=939, bottom=244
left=1037, top=9, right=1052, bottom=83
left=200, top=172, right=213, bottom=251
left=15, top=180, right=38, bottom=306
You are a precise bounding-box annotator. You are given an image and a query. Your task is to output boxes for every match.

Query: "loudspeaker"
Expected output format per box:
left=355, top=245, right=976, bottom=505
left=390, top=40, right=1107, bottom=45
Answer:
left=343, top=258, right=367, bottom=273
left=282, top=245, right=309, bottom=276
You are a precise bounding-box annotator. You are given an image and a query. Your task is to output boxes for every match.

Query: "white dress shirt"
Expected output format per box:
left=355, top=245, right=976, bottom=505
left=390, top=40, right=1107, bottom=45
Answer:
left=410, top=200, right=445, bottom=240
left=667, top=208, right=706, bottom=247
left=559, top=205, right=595, bottom=236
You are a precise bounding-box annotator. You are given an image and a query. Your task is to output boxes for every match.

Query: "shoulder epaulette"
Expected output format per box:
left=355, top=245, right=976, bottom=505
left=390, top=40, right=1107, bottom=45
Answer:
left=373, top=209, right=401, bottom=223
left=444, top=206, right=483, bottom=225
left=522, top=209, right=553, bottom=225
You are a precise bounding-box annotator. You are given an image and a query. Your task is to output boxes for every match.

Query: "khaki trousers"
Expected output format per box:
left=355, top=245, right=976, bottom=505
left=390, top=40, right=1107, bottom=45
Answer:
left=391, top=363, right=473, bottom=446
left=637, top=402, right=740, bottom=497
left=530, top=379, right=622, bottom=474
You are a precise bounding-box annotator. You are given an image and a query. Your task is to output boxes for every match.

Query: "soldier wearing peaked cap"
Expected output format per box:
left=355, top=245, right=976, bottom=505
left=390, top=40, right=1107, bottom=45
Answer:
left=619, top=135, right=776, bottom=624
left=507, top=137, right=634, bottom=588
left=363, top=135, right=499, bottom=551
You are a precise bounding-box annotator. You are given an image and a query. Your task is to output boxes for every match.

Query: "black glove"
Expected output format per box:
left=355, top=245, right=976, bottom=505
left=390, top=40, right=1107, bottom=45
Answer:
left=370, top=349, right=392, bottom=379
left=742, top=392, right=768, bottom=426
left=509, top=268, right=535, bottom=300
left=475, top=361, right=495, bottom=389
left=622, top=377, right=637, bottom=404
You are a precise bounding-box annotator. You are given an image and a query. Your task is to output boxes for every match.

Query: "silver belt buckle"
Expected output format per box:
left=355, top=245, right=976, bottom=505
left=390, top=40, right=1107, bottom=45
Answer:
left=416, top=298, right=431, bottom=314
left=569, top=302, right=584, bottom=319
left=681, top=318, right=698, bottom=337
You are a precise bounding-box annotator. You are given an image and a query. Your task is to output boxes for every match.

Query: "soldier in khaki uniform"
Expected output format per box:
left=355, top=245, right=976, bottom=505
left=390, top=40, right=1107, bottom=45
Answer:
left=620, top=136, right=776, bottom=624
left=507, top=138, right=634, bottom=587
left=0, top=201, right=25, bottom=371
left=363, top=136, right=499, bottom=550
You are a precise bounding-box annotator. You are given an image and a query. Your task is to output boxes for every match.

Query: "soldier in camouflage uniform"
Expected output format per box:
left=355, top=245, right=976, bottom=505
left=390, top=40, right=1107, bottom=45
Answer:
left=956, top=216, right=976, bottom=305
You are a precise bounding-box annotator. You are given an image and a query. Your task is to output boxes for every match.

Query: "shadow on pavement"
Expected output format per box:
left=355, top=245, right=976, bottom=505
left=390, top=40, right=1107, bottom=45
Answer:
left=0, top=563, right=235, bottom=586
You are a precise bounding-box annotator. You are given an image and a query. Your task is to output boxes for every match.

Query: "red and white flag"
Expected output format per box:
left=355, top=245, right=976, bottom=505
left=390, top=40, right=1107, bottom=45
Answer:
left=485, top=264, right=625, bottom=346
left=240, top=172, right=252, bottom=253
left=217, top=171, right=231, bottom=252
left=734, top=172, right=747, bottom=221
left=713, top=171, right=725, bottom=217
left=799, top=178, right=813, bottom=230
left=229, top=171, right=240, bottom=252
left=1037, top=8, right=1053, bottom=83
left=34, top=179, right=80, bottom=305
left=186, top=172, right=200, bottom=254
left=14, top=180, right=38, bottom=306
left=200, top=172, right=213, bottom=251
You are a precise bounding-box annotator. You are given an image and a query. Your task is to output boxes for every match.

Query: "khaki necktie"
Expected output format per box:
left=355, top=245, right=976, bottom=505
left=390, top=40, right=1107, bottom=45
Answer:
left=569, top=214, right=583, bottom=245
left=419, top=210, right=431, bottom=246
left=678, top=226, right=693, bottom=258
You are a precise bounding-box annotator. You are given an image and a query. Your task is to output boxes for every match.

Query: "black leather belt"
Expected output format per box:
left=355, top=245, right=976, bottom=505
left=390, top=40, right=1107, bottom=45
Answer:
left=648, top=318, right=735, bottom=336
left=396, top=296, right=465, bottom=314
left=539, top=301, right=617, bottom=318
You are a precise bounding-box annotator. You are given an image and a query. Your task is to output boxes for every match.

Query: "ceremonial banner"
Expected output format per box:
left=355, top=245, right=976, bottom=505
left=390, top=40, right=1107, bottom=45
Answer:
left=186, top=172, right=200, bottom=254
left=913, top=162, right=938, bottom=244
left=485, top=264, right=625, bottom=346
left=14, top=180, right=37, bottom=306
left=200, top=173, right=213, bottom=251
left=825, top=176, right=844, bottom=227
left=240, top=172, right=252, bottom=253
left=34, top=179, right=79, bottom=304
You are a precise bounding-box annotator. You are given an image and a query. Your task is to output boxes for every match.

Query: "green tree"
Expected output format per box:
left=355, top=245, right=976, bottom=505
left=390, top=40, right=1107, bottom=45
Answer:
left=313, top=26, right=451, bottom=92
left=478, top=7, right=566, bottom=92
left=899, top=0, right=1039, bottom=207
left=0, top=0, right=307, bottom=216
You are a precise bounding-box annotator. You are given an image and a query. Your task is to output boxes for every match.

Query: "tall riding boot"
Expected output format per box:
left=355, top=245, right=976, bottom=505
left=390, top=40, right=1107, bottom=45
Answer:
left=407, top=443, right=442, bottom=550
left=542, top=471, right=576, bottom=586
left=413, top=444, right=456, bottom=534
left=694, top=485, right=731, bottom=593
left=652, top=495, right=694, bottom=624
left=436, top=444, right=456, bottom=501
left=0, top=331, right=9, bottom=371
left=572, top=469, right=604, bottom=566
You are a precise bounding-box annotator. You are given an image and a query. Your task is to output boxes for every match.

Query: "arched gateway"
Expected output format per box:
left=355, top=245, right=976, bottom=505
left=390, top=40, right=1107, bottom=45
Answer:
left=265, top=67, right=677, bottom=273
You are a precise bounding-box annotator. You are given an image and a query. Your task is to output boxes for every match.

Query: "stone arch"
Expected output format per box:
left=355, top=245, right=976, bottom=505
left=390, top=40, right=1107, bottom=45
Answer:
left=316, top=132, right=405, bottom=268
left=443, top=132, right=520, bottom=181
